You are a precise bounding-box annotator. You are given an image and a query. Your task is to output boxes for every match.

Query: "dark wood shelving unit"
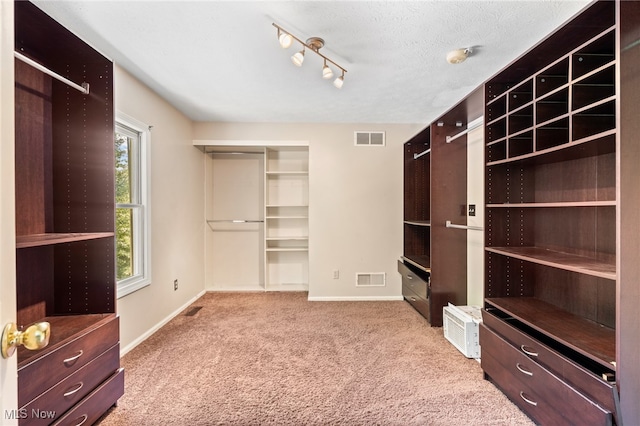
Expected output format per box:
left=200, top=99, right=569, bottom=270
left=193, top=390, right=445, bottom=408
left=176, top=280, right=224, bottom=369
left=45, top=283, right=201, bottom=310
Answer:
left=13, top=2, right=123, bottom=424
left=399, top=87, right=483, bottom=326
left=480, top=1, right=640, bottom=424
left=399, top=128, right=433, bottom=321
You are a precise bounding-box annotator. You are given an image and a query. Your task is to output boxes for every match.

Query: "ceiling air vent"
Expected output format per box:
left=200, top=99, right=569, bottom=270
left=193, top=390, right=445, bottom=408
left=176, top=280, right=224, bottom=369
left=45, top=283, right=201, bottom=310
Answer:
left=354, top=131, right=385, bottom=146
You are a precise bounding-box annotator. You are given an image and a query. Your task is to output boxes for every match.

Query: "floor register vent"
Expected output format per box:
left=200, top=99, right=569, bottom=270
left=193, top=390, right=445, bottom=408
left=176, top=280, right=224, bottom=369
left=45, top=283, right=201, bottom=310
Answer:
left=354, top=131, right=385, bottom=146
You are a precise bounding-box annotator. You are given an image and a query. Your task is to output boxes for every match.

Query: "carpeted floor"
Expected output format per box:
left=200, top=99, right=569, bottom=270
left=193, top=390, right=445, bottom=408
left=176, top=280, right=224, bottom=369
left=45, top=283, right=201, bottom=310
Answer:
left=97, top=292, right=533, bottom=425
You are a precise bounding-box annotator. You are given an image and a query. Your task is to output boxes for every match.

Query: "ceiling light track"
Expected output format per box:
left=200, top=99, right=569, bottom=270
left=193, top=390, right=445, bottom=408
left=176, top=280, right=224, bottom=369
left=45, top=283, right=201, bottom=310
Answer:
left=273, top=23, right=347, bottom=89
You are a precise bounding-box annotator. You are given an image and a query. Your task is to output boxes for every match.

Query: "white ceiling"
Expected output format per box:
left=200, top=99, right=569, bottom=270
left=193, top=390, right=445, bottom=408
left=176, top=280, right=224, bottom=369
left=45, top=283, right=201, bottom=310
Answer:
left=32, top=1, right=590, bottom=125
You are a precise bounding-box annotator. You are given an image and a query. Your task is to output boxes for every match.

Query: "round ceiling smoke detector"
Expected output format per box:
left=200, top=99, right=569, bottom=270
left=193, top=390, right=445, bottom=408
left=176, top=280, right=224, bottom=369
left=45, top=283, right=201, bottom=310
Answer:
left=446, top=48, right=471, bottom=64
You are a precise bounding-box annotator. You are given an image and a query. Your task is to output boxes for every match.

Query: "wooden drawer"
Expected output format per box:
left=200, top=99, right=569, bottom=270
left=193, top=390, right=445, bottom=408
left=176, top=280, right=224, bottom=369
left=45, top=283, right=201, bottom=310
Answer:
left=19, top=316, right=119, bottom=406
left=481, top=325, right=612, bottom=425
left=397, top=260, right=428, bottom=299
left=20, top=344, right=120, bottom=426
left=402, top=283, right=430, bottom=320
left=482, top=307, right=616, bottom=415
left=52, top=368, right=124, bottom=426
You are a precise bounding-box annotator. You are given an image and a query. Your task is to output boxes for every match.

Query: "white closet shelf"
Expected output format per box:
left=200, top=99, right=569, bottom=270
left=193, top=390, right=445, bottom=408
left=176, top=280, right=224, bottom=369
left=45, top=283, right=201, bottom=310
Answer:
left=266, top=236, right=308, bottom=240
left=266, top=171, right=309, bottom=175
left=266, top=248, right=309, bottom=252
left=266, top=216, right=308, bottom=219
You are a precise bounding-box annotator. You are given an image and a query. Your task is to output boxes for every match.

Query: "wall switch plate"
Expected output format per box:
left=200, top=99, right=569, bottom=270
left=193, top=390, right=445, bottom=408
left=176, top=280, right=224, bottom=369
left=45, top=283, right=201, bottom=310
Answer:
left=468, top=204, right=476, bottom=216
left=174, top=279, right=178, bottom=291
left=333, top=270, right=339, bottom=279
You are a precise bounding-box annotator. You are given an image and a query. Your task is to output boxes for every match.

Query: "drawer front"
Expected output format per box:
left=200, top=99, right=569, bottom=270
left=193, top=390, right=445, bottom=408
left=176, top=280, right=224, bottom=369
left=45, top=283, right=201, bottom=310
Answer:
left=482, top=350, right=568, bottom=425
left=481, top=325, right=612, bottom=425
left=403, top=284, right=430, bottom=321
left=482, top=308, right=616, bottom=414
left=20, top=344, right=120, bottom=426
left=52, top=368, right=124, bottom=426
left=19, top=316, right=119, bottom=406
left=398, top=260, right=428, bottom=299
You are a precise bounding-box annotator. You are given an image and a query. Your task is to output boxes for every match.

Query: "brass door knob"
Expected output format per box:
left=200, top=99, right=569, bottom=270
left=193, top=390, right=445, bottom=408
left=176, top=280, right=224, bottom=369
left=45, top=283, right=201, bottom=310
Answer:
left=1, top=322, right=50, bottom=359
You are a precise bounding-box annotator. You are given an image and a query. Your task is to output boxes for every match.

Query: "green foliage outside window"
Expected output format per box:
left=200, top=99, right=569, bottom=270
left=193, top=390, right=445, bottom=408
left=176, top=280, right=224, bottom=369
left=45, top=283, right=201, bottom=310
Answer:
left=115, top=133, right=133, bottom=281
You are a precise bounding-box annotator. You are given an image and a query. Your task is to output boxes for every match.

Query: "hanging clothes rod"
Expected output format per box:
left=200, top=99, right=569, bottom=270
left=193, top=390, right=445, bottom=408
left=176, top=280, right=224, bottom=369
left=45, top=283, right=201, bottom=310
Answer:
left=14, top=51, right=90, bottom=95
left=413, top=148, right=431, bottom=160
left=445, top=220, right=484, bottom=231
left=445, top=117, right=484, bottom=143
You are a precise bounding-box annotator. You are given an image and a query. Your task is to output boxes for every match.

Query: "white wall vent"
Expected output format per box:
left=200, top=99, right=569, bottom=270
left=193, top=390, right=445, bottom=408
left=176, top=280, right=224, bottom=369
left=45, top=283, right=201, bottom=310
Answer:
left=354, top=131, right=385, bottom=146
left=355, top=272, right=386, bottom=287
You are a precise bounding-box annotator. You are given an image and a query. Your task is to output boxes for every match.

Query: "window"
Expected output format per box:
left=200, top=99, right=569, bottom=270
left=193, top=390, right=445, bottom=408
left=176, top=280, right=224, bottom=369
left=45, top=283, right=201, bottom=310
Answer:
left=115, top=112, right=151, bottom=297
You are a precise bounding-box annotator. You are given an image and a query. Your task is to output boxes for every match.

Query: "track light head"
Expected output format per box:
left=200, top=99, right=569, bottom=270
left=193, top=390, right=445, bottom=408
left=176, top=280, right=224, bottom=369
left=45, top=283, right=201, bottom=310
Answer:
left=333, top=72, right=344, bottom=89
left=291, top=48, right=305, bottom=66
left=322, top=60, right=334, bottom=79
left=278, top=31, right=293, bottom=49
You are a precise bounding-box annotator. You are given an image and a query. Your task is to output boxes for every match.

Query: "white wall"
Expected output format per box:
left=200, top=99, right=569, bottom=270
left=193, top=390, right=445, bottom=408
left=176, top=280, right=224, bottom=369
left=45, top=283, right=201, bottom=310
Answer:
left=193, top=122, right=422, bottom=301
left=466, top=126, right=484, bottom=306
left=114, top=65, right=205, bottom=352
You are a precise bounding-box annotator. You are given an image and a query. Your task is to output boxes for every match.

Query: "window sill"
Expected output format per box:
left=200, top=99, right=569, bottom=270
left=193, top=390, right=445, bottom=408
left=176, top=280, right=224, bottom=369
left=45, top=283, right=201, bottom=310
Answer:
left=117, top=276, right=151, bottom=298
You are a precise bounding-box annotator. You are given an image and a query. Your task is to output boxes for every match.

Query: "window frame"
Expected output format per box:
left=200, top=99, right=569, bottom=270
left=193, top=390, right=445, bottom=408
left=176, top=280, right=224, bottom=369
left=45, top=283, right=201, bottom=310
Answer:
left=115, top=111, right=151, bottom=298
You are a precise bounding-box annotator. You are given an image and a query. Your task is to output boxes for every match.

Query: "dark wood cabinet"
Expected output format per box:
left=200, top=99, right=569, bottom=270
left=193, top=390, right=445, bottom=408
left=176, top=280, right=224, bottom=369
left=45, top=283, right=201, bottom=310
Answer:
left=400, top=88, right=482, bottom=326
left=481, top=1, right=639, bottom=423
left=400, top=129, right=432, bottom=321
left=14, top=1, right=123, bottom=424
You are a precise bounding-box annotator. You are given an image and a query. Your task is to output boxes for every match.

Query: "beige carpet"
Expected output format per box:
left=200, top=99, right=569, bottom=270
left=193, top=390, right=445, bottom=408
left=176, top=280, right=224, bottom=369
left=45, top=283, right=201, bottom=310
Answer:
left=97, top=292, right=533, bottom=425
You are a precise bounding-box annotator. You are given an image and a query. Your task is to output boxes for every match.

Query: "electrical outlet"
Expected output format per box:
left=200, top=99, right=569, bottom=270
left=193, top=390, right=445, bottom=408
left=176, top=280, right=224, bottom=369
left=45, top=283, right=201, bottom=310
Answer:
left=174, top=279, right=178, bottom=291
left=333, top=270, right=339, bottom=279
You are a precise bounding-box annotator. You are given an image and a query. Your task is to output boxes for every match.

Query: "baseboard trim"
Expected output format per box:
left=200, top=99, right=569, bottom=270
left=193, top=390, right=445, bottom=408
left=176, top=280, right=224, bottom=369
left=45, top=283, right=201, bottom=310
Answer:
left=120, top=289, right=206, bottom=357
left=307, top=295, right=404, bottom=302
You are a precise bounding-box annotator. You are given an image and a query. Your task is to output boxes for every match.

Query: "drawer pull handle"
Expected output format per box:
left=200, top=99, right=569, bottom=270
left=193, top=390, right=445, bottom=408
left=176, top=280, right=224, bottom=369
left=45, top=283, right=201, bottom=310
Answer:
left=516, top=363, right=533, bottom=377
left=520, top=345, right=539, bottom=357
left=407, top=274, right=413, bottom=280
left=519, top=391, right=538, bottom=406
left=63, top=382, right=84, bottom=397
left=63, top=350, right=84, bottom=365
left=73, top=414, right=88, bottom=426
left=410, top=297, right=417, bottom=302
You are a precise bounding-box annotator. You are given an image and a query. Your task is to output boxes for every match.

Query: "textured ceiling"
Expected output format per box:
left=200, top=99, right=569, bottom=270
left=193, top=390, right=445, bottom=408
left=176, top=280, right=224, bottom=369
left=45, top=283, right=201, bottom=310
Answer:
left=32, top=1, right=590, bottom=124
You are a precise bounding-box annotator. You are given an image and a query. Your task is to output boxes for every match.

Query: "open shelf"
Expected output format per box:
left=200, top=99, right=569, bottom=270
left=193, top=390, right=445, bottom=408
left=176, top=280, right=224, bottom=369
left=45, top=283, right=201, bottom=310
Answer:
left=487, top=201, right=615, bottom=208
left=16, top=232, right=114, bottom=249
left=401, top=255, right=431, bottom=273
left=486, top=246, right=615, bottom=280
left=404, top=220, right=431, bottom=227
left=485, top=297, right=615, bottom=370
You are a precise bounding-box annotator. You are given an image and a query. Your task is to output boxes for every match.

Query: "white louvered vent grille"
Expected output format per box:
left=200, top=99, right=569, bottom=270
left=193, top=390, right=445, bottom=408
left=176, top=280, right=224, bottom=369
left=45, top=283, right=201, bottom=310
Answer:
left=355, top=272, right=386, bottom=287
left=354, top=131, right=385, bottom=146
left=443, top=305, right=481, bottom=359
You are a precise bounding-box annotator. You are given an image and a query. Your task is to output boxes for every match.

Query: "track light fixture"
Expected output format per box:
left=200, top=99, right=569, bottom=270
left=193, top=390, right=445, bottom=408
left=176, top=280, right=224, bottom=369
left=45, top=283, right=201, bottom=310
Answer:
left=273, top=23, right=347, bottom=88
